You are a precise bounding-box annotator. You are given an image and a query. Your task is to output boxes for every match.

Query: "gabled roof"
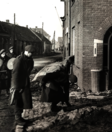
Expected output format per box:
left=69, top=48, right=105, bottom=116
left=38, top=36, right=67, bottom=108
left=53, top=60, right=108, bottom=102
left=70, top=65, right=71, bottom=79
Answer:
left=38, top=28, right=51, bottom=37
left=35, top=32, right=52, bottom=45
left=31, top=27, right=51, bottom=38
left=0, top=21, right=41, bottom=42
left=30, top=30, right=52, bottom=45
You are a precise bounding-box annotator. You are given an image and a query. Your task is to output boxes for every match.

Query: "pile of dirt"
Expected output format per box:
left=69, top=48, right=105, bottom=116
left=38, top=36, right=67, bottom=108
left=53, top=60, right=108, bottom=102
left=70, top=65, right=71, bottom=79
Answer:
left=42, top=109, right=112, bottom=132
left=29, top=80, right=112, bottom=132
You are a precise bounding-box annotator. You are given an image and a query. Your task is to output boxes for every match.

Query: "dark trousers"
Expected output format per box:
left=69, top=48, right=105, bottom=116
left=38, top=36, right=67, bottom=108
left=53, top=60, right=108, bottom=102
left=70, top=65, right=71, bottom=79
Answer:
left=0, top=79, right=10, bottom=94
left=14, top=92, right=23, bottom=120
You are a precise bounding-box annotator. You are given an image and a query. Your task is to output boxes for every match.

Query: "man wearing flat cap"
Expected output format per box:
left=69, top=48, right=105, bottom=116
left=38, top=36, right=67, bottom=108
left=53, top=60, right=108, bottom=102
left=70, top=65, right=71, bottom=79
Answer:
left=10, top=45, right=35, bottom=125
left=6, top=46, right=16, bottom=59
left=6, top=46, right=16, bottom=94
left=0, top=49, right=10, bottom=96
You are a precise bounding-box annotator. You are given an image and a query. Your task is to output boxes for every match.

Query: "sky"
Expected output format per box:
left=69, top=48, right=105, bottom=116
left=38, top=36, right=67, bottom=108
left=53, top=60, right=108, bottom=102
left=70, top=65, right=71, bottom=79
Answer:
left=0, top=0, right=64, bottom=41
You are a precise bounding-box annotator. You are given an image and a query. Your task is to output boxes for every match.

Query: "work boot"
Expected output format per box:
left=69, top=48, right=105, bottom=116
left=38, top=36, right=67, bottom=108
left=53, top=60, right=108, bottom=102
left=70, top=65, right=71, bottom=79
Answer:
left=21, top=117, right=33, bottom=124
left=51, top=104, right=62, bottom=112
left=5, top=90, right=9, bottom=97
left=5, top=93, right=9, bottom=97
left=15, top=118, right=26, bottom=126
left=15, top=115, right=26, bottom=126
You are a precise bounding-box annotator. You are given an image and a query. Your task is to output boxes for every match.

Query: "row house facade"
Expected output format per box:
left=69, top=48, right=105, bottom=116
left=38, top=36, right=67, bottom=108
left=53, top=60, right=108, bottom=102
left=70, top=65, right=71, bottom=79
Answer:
left=32, top=26, right=51, bottom=40
left=0, top=21, right=42, bottom=56
left=31, top=28, right=52, bottom=54
left=0, top=21, right=52, bottom=56
left=58, top=37, right=63, bottom=51
left=54, top=37, right=64, bottom=51
left=61, top=0, right=112, bottom=92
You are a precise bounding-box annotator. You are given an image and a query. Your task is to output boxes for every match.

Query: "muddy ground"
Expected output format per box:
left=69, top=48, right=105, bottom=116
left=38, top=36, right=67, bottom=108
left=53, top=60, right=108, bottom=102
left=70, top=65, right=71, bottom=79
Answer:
left=31, top=81, right=112, bottom=132
left=0, top=73, right=112, bottom=132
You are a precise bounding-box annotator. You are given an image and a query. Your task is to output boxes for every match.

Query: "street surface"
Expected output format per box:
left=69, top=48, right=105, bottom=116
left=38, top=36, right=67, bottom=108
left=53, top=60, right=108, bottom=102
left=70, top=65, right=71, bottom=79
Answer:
left=1, top=53, right=112, bottom=132
left=0, top=53, right=62, bottom=132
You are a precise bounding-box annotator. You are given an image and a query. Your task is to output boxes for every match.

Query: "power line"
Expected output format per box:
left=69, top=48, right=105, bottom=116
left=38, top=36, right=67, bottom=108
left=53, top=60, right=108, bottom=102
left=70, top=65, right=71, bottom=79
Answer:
left=55, top=6, right=63, bottom=28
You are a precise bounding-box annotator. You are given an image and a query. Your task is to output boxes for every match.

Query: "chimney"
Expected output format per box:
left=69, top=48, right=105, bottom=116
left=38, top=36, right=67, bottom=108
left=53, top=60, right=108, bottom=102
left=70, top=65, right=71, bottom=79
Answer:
left=35, top=26, right=38, bottom=32
left=6, top=20, right=10, bottom=23
left=26, top=25, right=28, bottom=28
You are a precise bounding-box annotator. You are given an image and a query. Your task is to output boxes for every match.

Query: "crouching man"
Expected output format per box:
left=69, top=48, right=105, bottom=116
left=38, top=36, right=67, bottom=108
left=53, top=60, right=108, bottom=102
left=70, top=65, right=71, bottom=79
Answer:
left=11, top=45, right=34, bottom=125
left=40, top=56, right=74, bottom=112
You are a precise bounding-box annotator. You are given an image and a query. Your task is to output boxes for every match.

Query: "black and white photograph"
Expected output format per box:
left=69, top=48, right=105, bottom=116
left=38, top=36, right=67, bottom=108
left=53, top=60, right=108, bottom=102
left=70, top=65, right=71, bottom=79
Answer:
left=0, top=0, right=112, bottom=132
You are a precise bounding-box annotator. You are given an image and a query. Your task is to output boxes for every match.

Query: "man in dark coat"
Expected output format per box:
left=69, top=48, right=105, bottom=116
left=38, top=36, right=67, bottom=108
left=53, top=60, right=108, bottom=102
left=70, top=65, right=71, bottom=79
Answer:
left=40, top=56, right=74, bottom=112
left=6, top=46, right=16, bottom=59
left=6, top=46, right=16, bottom=93
left=0, top=49, right=10, bottom=96
left=11, top=45, right=34, bottom=125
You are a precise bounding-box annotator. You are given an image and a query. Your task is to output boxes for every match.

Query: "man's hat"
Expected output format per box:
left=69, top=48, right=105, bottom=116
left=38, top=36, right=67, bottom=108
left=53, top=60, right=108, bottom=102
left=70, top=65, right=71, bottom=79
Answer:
left=0, top=49, right=5, bottom=55
left=25, top=45, right=35, bottom=53
left=9, top=46, right=13, bottom=50
left=68, top=55, right=74, bottom=64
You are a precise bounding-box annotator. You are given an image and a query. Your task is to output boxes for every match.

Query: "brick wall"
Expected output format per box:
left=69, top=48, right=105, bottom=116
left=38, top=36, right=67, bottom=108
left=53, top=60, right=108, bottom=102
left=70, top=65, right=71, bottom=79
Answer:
left=71, top=0, right=84, bottom=90
left=69, top=0, right=112, bottom=91
left=62, top=0, right=112, bottom=91
left=82, top=0, right=112, bottom=91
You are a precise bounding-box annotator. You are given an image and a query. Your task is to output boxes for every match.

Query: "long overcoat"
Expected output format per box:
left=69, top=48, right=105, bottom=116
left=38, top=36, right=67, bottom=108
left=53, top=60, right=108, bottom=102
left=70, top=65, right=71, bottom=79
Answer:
left=0, top=55, right=10, bottom=90
left=41, top=71, right=69, bottom=104
left=11, top=53, right=34, bottom=109
left=40, top=56, right=74, bottom=104
left=6, top=52, right=16, bottom=59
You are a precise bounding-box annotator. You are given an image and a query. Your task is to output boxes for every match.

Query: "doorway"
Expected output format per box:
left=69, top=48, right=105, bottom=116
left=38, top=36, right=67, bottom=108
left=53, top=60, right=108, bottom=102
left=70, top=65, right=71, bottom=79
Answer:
left=108, top=35, right=112, bottom=88
left=103, top=26, right=112, bottom=90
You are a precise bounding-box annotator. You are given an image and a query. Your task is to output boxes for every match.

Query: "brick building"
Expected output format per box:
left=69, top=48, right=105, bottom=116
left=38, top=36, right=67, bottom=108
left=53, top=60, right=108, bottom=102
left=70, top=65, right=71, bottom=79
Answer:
left=61, top=0, right=112, bottom=92
left=32, top=26, right=51, bottom=40
left=31, top=28, right=52, bottom=54
left=58, top=37, right=63, bottom=50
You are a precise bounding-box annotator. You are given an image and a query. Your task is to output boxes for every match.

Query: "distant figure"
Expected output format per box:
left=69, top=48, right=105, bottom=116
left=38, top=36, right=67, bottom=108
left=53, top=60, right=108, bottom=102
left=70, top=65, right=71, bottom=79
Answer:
left=6, top=46, right=16, bottom=91
left=11, top=45, right=34, bottom=125
left=6, top=46, right=16, bottom=59
left=0, top=49, right=10, bottom=96
left=40, top=56, right=74, bottom=112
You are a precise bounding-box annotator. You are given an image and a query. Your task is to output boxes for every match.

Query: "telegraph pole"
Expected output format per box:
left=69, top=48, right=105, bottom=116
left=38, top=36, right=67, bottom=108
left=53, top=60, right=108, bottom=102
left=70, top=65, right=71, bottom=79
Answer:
left=42, top=22, right=44, bottom=53
left=42, top=22, right=44, bottom=37
left=55, top=6, right=64, bottom=59
left=13, top=13, right=16, bottom=52
left=54, top=31, right=55, bottom=51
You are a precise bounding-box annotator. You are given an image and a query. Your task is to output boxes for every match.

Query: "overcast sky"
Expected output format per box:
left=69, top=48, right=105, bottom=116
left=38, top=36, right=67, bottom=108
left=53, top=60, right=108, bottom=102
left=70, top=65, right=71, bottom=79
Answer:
left=0, top=0, right=64, bottom=41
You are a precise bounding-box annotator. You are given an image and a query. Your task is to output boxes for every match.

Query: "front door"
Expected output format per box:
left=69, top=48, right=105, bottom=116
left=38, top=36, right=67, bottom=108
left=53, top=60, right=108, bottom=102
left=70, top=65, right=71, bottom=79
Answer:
left=108, top=35, right=112, bottom=89
left=103, top=27, right=112, bottom=90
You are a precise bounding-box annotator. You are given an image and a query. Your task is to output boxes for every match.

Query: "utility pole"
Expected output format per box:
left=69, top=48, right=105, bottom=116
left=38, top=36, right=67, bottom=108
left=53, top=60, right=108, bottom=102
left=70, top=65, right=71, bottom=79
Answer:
left=42, top=22, right=44, bottom=53
left=54, top=31, right=55, bottom=51
left=55, top=6, right=64, bottom=59
left=13, top=13, right=16, bottom=52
